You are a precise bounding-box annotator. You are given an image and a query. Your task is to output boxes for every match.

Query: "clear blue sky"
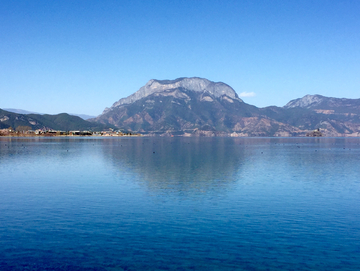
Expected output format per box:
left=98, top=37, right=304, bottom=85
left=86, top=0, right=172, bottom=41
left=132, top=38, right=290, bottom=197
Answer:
left=1, top=0, right=359, bottom=115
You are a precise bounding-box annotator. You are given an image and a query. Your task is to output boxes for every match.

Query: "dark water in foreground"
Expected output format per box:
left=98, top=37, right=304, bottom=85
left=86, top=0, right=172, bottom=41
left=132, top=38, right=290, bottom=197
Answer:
left=0, top=137, right=360, bottom=270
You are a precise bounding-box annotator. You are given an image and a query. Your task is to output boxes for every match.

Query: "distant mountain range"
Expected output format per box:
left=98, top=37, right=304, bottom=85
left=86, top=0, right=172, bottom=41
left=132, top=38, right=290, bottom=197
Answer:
left=92, top=77, right=360, bottom=137
left=0, top=109, right=111, bottom=131
left=3, top=108, right=96, bottom=120
left=2, top=77, right=360, bottom=136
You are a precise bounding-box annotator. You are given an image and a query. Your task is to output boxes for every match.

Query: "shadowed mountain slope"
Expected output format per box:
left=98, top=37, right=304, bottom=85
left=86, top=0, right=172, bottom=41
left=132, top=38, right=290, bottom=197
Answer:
left=0, top=109, right=111, bottom=131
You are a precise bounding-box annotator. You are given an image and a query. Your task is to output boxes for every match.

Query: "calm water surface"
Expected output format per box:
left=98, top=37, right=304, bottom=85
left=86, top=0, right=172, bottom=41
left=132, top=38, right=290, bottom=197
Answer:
left=0, top=137, right=360, bottom=270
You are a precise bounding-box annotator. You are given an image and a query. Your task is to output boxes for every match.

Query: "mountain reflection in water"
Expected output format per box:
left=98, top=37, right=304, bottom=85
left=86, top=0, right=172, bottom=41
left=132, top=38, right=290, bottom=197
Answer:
left=100, top=137, right=251, bottom=194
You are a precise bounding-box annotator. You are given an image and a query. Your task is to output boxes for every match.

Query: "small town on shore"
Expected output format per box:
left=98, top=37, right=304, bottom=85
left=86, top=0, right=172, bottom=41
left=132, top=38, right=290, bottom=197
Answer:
left=0, top=127, right=141, bottom=137
left=0, top=127, right=325, bottom=137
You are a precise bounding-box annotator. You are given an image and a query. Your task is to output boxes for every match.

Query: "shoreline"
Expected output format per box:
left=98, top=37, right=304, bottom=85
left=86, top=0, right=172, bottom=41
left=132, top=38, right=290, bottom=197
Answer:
left=1, top=134, right=359, bottom=138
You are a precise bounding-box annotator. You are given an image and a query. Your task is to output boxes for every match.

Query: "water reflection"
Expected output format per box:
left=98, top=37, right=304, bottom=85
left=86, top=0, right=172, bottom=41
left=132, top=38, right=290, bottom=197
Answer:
left=101, top=137, right=250, bottom=193
left=98, top=136, right=360, bottom=194
left=2, top=136, right=359, bottom=194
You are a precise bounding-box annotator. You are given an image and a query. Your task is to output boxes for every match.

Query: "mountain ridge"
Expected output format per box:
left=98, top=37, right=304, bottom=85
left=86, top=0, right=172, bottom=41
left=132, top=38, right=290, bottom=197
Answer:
left=0, top=109, right=112, bottom=131
left=3, top=78, right=360, bottom=136
left=102, top=77, right=242, bottom=114
left=284, top=94, right=360, bottom=114
left=92, top=77, right=360, bottom=137
left=3, top=108, right=96, bottom=120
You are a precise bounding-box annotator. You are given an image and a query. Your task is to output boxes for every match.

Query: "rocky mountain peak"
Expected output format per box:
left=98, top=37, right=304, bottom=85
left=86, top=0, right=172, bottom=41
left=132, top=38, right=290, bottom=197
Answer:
left=102, top=77, right=242, bottom=114
left=284, top=94, right=325, bottom=108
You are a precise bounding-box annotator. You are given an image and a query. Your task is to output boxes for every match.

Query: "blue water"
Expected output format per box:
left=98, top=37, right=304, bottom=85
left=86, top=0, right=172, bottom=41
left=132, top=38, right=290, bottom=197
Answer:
left=0, top=137, right=360, bottom=270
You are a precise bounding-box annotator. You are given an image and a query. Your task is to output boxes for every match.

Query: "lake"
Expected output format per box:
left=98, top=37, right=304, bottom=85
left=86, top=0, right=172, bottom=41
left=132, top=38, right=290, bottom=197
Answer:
left=1, top=137, right=360, bottom=270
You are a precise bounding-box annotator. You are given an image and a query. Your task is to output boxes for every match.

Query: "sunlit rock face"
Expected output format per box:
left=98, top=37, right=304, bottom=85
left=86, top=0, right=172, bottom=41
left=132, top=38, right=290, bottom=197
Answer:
left=285, top=95, right=325, bottom=109
left=103, top=77, right=243, bottom=114
left=284, top=94, right=360, bottom=113
left=93, top=77, right=265, bottom=135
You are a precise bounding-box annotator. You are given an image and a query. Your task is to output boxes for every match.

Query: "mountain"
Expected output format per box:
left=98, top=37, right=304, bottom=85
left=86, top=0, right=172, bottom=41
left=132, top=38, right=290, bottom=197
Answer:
left=102, top=77, right=242, bottom=114
left=281, top=94, right=360, bottom=136
left=284, top=94, right=360, bottom=115
left=4, top=108, right=96, bottom=120
left=92, top=78, right=360, bottom=137
left=0, top=109, right=111, bottom=131
left=93, top=77, right=262, bottom=135
left=3, top=79, right=359, bottom=136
